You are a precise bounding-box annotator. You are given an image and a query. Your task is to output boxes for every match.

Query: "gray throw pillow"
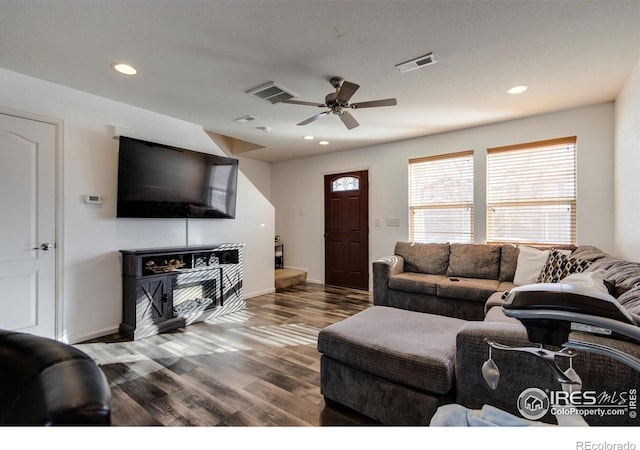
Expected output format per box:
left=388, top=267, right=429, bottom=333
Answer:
left=446, top=244, right=501, bottom=280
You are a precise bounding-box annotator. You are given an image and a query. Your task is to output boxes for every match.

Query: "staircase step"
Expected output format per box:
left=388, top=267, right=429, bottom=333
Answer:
left=275, top=269, right=307, bottom=290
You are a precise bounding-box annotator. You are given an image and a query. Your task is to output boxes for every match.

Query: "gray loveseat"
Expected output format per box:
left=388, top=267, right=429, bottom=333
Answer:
left=318, top=242, right=640, bottom=426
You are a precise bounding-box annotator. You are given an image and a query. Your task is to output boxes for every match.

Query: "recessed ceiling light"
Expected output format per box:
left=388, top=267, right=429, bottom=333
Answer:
left=303, top=135, right=315, bottom=140
left=319, top=140, right=329, bottom=146
left=112, top=63, right=138, bottom=76
left=507, top=85, right=529, bottom=94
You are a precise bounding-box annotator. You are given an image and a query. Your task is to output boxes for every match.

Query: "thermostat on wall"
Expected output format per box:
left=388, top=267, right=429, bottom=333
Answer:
left=84, top=195, right=104, bottom=205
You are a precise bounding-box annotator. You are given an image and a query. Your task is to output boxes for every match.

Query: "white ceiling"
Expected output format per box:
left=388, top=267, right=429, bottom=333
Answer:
left=1, top=1, right=639, bottom=163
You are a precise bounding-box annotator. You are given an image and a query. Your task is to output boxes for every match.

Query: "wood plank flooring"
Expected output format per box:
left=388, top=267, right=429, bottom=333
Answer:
left=76, top=283, right=377, bottom=426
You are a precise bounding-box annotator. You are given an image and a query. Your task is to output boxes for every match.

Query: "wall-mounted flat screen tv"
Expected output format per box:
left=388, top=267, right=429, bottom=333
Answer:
left=117, top=136, right=239, bottom=218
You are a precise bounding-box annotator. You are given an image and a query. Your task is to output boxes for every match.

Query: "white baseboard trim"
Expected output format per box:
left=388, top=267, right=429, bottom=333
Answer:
left=245, top=287, right=276, bottom=298
left=68, top=326, right=119, bottom=345
left=282, top=265, right=308, bottom=272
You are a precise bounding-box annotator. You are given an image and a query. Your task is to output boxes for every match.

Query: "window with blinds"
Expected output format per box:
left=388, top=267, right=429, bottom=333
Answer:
left=409, top=151, right=474, bottom=243
left=487, top=136, right=576, bottom=245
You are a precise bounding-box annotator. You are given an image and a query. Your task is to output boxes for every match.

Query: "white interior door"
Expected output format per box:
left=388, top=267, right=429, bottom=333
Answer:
left=0, top=113, right=57, bottom=338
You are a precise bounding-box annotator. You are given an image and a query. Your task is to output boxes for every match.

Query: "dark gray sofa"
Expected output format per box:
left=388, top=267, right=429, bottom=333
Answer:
left=319, top=242, right=640, bottom=426
left=373, top=242, right=524, bottom=320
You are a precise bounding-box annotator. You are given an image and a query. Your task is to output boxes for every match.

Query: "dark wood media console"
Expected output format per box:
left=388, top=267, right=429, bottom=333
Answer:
left=119, top=243, right=245, bottom=340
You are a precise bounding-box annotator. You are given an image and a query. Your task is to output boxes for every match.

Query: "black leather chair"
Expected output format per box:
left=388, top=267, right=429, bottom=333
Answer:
left=0, top=329, right=111, bottom=425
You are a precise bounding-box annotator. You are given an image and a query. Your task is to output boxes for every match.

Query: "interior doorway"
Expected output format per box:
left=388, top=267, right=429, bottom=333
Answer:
left=324, top=170, right=369, bottom=290
left=0, top=112, right=59, bottom=338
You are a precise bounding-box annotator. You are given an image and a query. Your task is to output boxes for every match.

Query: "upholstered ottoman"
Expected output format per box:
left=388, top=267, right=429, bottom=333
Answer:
left=317, top=306, right=466, bottom=425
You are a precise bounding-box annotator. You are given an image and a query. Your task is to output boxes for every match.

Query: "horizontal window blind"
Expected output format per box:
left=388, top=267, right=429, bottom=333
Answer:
left=487, top=137, right=576, bottom=245
left=409, top=151, right=474, bottom=243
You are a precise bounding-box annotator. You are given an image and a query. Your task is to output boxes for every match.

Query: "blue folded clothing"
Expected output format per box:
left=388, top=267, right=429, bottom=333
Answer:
left=430, top=404, right=548, bottom=427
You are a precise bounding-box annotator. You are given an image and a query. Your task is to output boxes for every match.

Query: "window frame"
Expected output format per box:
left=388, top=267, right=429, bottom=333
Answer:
left=409, top=150, right=474, bottom=244
left=486, top=136, right=577, bottom=246
left=331, top=175, right=360, bottom=192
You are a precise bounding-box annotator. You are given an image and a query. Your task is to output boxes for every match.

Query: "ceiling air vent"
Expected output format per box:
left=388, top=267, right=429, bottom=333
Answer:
left=247, top=81, right=297, bottom=104
left=395, top=52, right=437, bottom=73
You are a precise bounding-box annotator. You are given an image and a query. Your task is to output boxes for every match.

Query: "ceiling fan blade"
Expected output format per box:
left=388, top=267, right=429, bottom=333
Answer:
left=297, top=110, right=330, bottom=126
left=350, top=98, right=397, bottom=109
left=281, top=99, right=326, bottom=107
left=339, top=111, right=360, bottom=130
left=336, top=81, right=360, bottom=103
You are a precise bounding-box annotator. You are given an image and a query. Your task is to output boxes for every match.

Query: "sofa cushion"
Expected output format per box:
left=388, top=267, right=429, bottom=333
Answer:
left=437, top=277, right=500, bottom=302
left=484, top=291, right=508, bottom=315
left=513, top=246, right=550, bottom=285
left=484, top=305, right=521, bottom=325
left=537, top=249, right=592, bottom=283
left=394, top=242, right=450, bottom=274
left=388, top=273, right=446, bottom=295
left=588, top=257, right=640, bottom=297
left=499, top=244, right=519, bottom=282
left=571, top=245, right=609, bottom=262
left=558, top=269, right=610, bottom=295
left=317, top=306, right=465, bottom=394
left=446, top=244, right=501, bottom=280
left=498, top=281, right=516, bottom=292
left=618, top=285, right=640, bottom=315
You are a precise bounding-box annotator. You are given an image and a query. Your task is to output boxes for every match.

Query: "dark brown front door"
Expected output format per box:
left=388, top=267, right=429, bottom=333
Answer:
left=324, top=170, right=369, bottom=290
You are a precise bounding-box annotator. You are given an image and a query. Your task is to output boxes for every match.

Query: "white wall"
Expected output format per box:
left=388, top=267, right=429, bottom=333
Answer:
left=0, top=68, right=275, bottom=344
left=272, top=103, right=615, bottom=288
left=614, top=60, right=640, bottom=262
left=236, top=154, right=272, bottom=202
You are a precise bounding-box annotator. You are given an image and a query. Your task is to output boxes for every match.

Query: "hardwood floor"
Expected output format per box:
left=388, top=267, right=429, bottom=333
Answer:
left=76, top=283, right=378, bottom=426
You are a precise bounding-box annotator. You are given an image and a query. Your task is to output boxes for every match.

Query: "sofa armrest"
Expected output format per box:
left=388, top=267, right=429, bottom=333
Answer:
left=456, top=320, right=563, bottom=423
left=0, top=330, right=111, bottom=425
left=372, top=255, right=404, bottom=307
left=456, top=321, right=640, bottom=425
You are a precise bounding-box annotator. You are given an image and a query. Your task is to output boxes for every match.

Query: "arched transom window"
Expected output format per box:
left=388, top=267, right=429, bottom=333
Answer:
left=331, top=176, right=360, bottom=192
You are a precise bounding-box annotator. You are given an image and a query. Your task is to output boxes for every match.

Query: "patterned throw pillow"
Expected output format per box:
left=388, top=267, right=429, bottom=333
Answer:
left=537, top=249, right=592, bottom=283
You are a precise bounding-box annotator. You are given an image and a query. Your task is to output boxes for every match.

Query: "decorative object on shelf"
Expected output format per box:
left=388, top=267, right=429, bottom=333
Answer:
left=275, top=242, right=284, bottom=269
left=144, top=258, right=185, bottom=273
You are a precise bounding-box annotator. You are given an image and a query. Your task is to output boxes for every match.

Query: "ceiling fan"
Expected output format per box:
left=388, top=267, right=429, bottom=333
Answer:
left=282, top=77, right=397, bottom=130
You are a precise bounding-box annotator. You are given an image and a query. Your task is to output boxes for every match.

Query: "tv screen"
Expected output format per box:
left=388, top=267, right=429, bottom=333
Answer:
left=117, top=136, right=239, bottom=218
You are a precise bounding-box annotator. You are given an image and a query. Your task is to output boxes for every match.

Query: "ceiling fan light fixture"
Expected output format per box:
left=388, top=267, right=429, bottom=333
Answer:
left=282, top=77, right=397, bottom=130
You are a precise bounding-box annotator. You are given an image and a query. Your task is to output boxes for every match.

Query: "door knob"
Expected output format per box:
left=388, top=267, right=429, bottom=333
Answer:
left=33, top=243, right=54, bottom=251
